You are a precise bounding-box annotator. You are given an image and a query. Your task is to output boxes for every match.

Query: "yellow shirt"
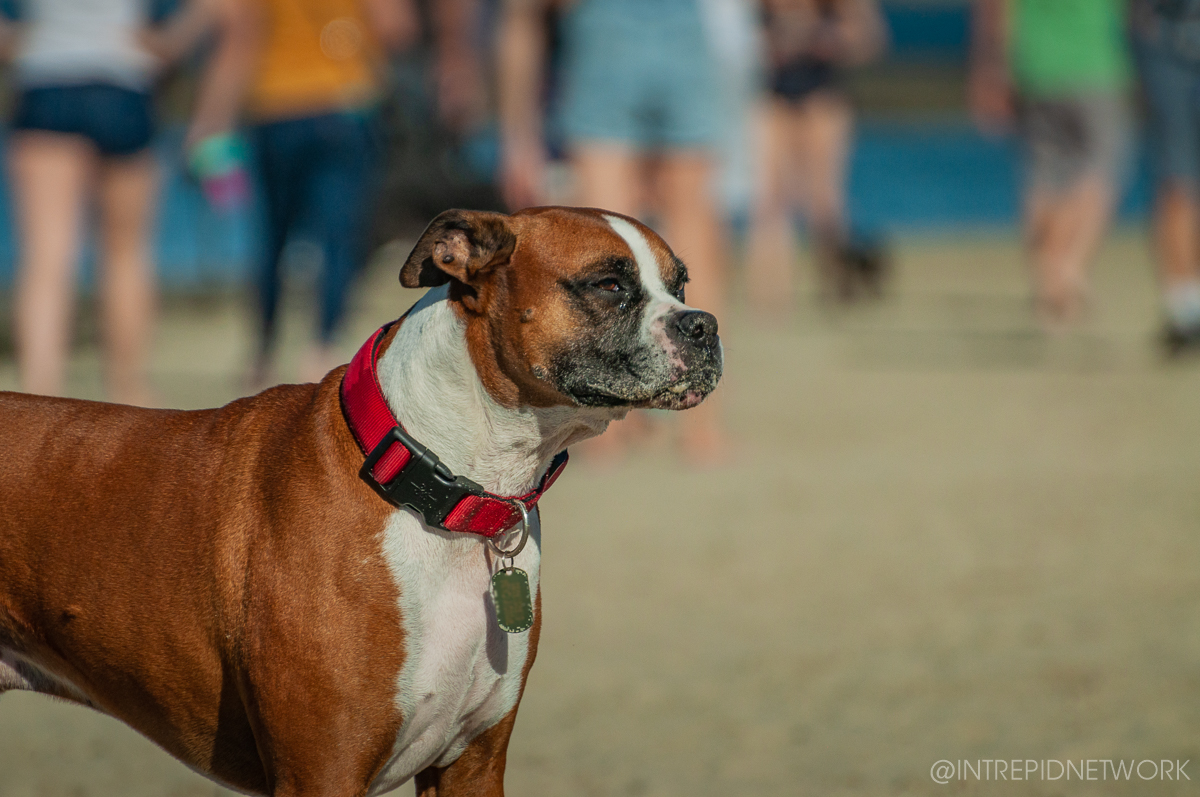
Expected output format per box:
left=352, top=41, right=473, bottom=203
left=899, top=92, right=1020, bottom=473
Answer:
left=249, top=0, right=382, bottom=120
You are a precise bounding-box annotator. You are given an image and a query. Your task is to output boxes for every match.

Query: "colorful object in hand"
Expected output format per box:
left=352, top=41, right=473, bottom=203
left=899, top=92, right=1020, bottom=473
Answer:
left=188, top=133, right=251, bottom=212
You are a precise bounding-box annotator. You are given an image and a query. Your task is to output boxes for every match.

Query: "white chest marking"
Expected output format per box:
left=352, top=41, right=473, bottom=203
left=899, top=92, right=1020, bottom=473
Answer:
left=367, top=510, right=541, bottom=795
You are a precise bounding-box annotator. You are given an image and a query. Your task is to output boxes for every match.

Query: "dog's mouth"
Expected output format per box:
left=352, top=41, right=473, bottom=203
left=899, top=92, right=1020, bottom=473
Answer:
left=568, top=370, right=720, bottom=410
left=636, top=372, right=721, bottom=410
left=639, top=385, right=710, bottom=410
left=558, top=341, right=723, bottom=410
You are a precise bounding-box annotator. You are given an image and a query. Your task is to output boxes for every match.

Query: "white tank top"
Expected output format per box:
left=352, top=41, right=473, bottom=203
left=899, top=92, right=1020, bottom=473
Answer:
left=16, top=0, right=159, bottom=91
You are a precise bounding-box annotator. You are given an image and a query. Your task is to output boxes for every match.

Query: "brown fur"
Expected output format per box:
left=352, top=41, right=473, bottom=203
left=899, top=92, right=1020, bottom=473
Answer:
left=0, top=374, right=405, bottom=794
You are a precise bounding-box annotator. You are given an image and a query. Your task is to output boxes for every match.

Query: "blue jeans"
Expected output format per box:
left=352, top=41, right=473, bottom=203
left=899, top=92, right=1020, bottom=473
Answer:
left=253, top=111, right=376, bottom=352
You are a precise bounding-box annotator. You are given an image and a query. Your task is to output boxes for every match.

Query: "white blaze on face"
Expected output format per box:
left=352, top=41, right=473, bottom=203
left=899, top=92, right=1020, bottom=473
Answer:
left=604, top=215, right=690, bottom=366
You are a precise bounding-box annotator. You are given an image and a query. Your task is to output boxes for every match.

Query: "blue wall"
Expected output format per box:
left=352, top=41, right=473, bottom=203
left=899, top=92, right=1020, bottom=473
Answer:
left=848, top=120, right=1153, bottom=235
left=883, top=3, right=970, bottom=62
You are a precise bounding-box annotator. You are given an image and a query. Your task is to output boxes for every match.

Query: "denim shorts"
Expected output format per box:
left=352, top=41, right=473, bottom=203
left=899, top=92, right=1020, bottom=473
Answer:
left=12, top=83, right=155, bottom=157
left=1138, top=42, right=1200, bottom=190
left=557, top=0, right=722, bottom=150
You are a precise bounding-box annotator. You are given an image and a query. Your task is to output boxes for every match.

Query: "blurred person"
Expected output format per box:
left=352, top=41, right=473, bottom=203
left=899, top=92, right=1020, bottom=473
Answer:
left=701, top=0, right=765, bottom=220
left=245, top=0, right=419, bottom=385
left=498, top=0, right=730, bottom=465
left=429, top=0, right=489, bottom=135
left=1131, top=0, right=1200, bottom=353
left=746, top=0, right=887, bottom=314
left=147, top=0, right=421, bottom=385
left=970, top=0, right=1133, bottom=329
left=2, top=0, right=185, bottom=405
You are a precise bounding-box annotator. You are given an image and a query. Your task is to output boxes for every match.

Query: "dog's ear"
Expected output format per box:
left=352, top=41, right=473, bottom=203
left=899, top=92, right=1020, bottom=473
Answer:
left=400, top=210, right=517, bottom=290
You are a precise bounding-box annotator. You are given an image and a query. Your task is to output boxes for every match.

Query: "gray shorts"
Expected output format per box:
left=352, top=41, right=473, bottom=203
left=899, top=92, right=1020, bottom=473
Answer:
left=1019, top=93, right=1132, bottom=191
left=557, top=0, right=723, bottom=150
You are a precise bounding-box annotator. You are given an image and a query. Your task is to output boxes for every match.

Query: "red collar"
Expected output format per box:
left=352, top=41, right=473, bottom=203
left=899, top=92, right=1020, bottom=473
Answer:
left=340, top=320, right=569, bottom=538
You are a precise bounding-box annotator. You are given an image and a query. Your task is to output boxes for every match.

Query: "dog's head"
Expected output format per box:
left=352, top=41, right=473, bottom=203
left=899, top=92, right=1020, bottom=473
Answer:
left=400, top=207, right=723, bottom=411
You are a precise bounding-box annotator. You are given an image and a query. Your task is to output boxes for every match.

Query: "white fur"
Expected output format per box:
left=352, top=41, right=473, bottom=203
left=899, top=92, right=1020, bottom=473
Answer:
left=604, top=215, right=690, bottom=362
left=367, top=286, right=615, bottom=793
left=0, top=648, right=35, bottom=691
left=604, top=216, right=678, bottom=306
left=0, top=647, right=90, bottom=703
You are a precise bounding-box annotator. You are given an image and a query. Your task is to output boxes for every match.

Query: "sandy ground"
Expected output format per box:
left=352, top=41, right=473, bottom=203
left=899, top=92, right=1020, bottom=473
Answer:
left=0, top=233, right=1198, bottom=796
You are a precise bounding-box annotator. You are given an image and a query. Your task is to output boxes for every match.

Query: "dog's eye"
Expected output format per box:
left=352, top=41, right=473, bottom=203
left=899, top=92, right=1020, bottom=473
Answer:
left=596, top=278, right=623, bottom=292
left=672, top=270, right=690, bottom=303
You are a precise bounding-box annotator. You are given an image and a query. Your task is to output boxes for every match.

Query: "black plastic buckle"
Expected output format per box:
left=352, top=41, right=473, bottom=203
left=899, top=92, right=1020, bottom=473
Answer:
left=359, top=426, right=486, bottom=530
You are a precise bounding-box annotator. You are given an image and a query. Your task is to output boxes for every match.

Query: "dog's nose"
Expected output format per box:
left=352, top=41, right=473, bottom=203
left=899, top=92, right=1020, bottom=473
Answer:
left=674, top=310, right=718, bottom=344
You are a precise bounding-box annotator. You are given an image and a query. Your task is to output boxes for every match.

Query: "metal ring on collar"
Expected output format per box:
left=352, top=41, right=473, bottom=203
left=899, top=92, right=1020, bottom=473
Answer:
left=486, top=501, right=530, bottom=559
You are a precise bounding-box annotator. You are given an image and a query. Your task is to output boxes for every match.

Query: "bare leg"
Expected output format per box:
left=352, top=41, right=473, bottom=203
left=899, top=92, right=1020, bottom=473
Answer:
left=1155, top=183, right=1200, bottom=285
left=570, top=144, right=643, bottom=463
left=794, top=91, right=852, bottom=255
left=656, top=151, right=726, bottom=328
left=792, top=91, right=855, bottom=298
left=9, top=133, right=94, bottom=397
left=571, top=143, right=641, bottom=217
left=1151, top=183, right=1200, bottom=342
left=97, top=152, right=160, bottom=406
left=746, top=100, right=798, bottom=317
left=1026, top=174, right=1114, bottom=328
left=656, top=150, right=730, bottom=465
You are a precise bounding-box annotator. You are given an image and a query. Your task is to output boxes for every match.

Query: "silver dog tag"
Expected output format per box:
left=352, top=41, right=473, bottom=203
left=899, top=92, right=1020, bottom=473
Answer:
left=491, top=567, right=533, bottom=633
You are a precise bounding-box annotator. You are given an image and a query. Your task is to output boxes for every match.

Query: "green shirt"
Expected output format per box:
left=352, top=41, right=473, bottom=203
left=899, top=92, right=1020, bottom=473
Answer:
left=1010, top=0, right=1133, bottom=97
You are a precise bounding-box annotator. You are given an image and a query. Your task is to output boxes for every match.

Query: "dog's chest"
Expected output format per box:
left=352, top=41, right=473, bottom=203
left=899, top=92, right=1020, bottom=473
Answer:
left=368, top=511, right=539, bottom=794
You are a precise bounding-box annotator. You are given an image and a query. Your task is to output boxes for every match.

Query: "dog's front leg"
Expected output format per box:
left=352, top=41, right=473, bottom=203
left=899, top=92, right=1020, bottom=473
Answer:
left=413, top=707, right=519, bottom=797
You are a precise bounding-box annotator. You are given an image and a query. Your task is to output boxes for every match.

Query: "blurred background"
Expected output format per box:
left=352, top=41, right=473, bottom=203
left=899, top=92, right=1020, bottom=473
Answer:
left=0, top=0, right=1199, bottom=795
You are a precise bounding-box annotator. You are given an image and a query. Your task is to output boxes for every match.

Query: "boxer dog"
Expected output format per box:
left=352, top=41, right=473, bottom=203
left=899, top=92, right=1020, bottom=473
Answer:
left=0, top=207, right=722, bottom=796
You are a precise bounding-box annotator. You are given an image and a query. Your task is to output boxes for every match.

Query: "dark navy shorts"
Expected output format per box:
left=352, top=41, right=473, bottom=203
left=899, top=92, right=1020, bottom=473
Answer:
left=770, top=58, right=839, bottom=102
left=12, top=84, right=155, bottom=157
